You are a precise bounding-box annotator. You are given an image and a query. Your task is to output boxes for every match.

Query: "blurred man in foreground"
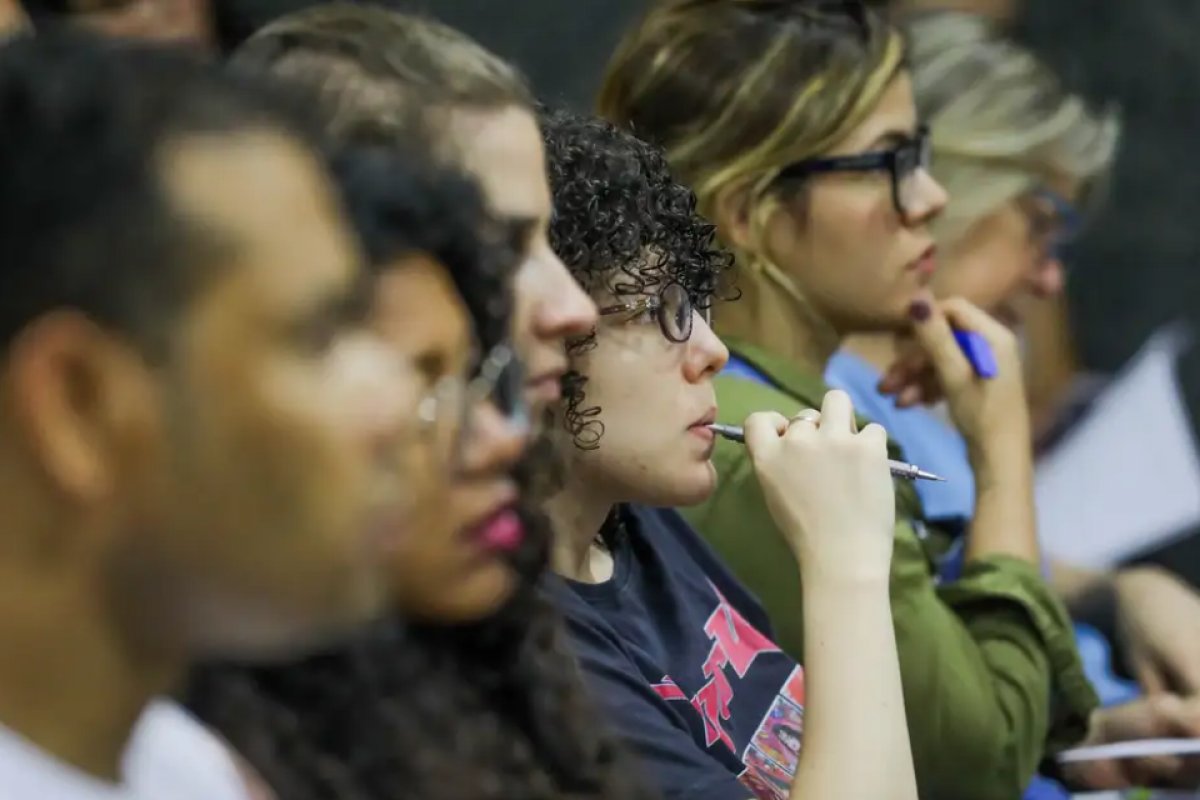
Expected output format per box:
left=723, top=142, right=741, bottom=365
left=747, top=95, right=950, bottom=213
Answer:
left=0, top=31, right=407, bottom=796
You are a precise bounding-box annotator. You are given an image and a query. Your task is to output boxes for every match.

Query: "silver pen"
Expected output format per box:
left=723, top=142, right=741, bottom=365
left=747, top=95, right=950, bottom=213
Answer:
left=707, top=423, right=946, bottom=483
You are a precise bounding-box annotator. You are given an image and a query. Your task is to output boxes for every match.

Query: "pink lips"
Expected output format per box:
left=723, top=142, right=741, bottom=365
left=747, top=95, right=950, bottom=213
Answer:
left=475, top=508, right=524, bottom=553
left=910, top=245, right=938, bottom=279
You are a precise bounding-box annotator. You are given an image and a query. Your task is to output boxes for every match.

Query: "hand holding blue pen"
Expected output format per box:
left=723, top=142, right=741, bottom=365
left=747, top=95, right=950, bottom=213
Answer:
left=904, top=296, right=1031, bottom=448
left=880, top=297, right=1003, bottom=409
left=953, top=328, right=998, bottom=379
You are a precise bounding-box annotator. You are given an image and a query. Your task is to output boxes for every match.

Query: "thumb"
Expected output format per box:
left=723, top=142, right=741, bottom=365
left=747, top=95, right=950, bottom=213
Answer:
left=908, top=292, right=972, bottom=389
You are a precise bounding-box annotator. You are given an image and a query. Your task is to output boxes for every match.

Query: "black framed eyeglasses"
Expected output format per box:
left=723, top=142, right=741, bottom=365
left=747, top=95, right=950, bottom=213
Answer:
left=1025, top=186, right=1082, bottom=260
left=597, top=282, right=711, bottom=344
left=416, top=342, right=528, bottom=470
left=774, top=125, right=932, bottom=216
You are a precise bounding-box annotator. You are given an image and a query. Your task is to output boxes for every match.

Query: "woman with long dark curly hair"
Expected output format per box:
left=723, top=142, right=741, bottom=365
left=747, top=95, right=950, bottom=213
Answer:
left=538, top=107, right=917, bottom=800
left=184, top=7, right=659, bottom=800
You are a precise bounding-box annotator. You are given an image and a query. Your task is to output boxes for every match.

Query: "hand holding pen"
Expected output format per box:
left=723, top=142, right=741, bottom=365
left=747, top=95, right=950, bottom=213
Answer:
left=741, top=392, right=898, bottom=573
left=708, top=422, right=944, bottom=482
left=900, top=295, right=1031, bottom=453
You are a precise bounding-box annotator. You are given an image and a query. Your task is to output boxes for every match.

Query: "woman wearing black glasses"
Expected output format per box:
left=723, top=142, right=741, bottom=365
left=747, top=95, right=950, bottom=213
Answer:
left=826, top=12, right=1200, bottom=796
left=541, top=107, right=916, bottom=800
left=598, top=2, right=1097, bottom=799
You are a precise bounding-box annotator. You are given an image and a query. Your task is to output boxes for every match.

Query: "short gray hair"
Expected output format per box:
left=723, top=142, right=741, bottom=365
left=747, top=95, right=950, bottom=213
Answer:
left=907, top=11, right=1121, bottom=242
left=230, top=3, right=534, bottom=155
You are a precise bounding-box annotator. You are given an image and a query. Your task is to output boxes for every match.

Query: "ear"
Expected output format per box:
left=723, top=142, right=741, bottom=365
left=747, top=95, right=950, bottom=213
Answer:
left=712, top=182, right=756, bottom=252
left=4, top=311, right=160, bottom=504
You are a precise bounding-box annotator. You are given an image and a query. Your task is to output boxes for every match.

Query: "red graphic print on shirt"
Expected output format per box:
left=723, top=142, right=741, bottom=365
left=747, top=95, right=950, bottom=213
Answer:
left=739, top=666, right=807, bottom=800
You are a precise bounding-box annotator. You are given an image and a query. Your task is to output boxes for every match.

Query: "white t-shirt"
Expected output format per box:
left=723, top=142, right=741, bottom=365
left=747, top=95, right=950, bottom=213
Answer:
left=0, top=699, right=254, bottom=800
left=124, top=699, right=256, bottom=800
left=0, top=720, right=127, bottom=800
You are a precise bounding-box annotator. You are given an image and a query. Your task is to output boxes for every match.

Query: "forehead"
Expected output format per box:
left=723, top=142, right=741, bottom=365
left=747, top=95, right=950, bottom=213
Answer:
left=160, top=129, right=358, bottom=311
left=829, top=72, right=918, bottom=155
left=447, top=105, right=550, bottom=223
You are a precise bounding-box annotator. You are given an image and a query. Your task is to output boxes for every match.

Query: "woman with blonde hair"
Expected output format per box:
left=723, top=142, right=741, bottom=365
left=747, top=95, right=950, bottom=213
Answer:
left=827, top=11, right=1200, bottom=793
left=600, top=2, right=1095, bottom=798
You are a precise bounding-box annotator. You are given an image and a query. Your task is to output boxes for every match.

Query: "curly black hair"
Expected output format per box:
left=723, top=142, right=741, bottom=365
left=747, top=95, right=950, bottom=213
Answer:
left=541, top=107, right=735, bottom=449
left=186, top=466, right=657, bottom=800
left=184, top=145, right=657, bottom=800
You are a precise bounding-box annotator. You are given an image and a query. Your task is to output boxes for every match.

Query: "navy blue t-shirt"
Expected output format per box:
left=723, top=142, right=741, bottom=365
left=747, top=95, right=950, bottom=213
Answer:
left=545, top=504, right=805, bottom=800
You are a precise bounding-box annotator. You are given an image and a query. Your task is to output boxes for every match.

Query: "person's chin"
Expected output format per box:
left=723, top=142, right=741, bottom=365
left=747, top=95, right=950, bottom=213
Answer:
left=841, top=305, right=908, bottom=334
left=664, top=463, right=719, bottom=508
left=398, top=562, right=520, bottom=624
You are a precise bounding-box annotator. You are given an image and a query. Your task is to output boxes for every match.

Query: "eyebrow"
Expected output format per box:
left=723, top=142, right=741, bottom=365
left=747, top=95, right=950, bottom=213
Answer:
left=866, top=127, right=919, bottom=150
left=498, top=216, right=539, bottom=253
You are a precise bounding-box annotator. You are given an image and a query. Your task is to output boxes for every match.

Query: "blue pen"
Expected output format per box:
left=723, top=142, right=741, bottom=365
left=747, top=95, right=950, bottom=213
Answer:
left=953, top=329, right=998, bottom=379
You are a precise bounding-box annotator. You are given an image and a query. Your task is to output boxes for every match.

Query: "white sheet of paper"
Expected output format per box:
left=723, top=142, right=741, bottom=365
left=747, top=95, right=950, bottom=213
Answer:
left=1036, top=323, right=1200, bottom=567
left=1058, top=738, right=1200, bottom=763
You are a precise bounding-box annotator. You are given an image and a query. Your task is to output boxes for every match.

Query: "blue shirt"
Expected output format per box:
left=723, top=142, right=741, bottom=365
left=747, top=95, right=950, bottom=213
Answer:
left=546, top=505, right=805, bottom=800
left=826, top=351, right=975, bottom=526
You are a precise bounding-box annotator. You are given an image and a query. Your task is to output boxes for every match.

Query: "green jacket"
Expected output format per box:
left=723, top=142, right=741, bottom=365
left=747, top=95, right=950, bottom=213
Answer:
left=683, top=338, right=1097, bottom=800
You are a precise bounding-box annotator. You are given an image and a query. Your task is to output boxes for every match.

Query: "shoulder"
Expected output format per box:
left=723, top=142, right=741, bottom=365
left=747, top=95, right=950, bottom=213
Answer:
left=125, top=699, right=268, bottom=800
left=627, top=504, right=697, bottom=545
left=626, top=504, right=727, bottom=571
left=629, top=506, right=775, bottom=632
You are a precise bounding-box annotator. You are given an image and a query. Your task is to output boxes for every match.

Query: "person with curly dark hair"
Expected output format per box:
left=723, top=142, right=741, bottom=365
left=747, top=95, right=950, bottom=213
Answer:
left=187, top=143, right=558, bottom=800
left=539, top=107, right=918, bottom=800
left=183, top=10, right=657, bottom=800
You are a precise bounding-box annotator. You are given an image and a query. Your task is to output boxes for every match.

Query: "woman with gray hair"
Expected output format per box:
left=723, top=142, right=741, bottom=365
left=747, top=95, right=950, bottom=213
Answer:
left=902, top=9, right=1117, bottom=329
left=829, top=10, right=1200, bottom=793
left=886, top=8, right=1120, bottom=424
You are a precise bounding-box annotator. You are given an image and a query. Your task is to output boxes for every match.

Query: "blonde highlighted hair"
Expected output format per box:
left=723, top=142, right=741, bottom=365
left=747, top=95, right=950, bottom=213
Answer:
left=907, top=11, right=1120, bottom=244
left=599, top=0, right=906, bottom=354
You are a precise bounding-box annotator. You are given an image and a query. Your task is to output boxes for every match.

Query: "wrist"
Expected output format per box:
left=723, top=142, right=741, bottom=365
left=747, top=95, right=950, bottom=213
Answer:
left=796, top=555, right=893, bottom=593
left=800, top=569, right=894, bottom=647
left=1039, top=710, right=1106, bottom=791
left=969, top=435, right=1034, bottom=487
left=1114, top=564, right=1168, bottom=589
